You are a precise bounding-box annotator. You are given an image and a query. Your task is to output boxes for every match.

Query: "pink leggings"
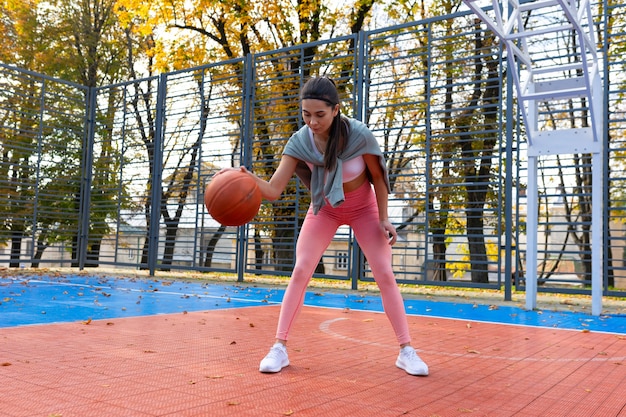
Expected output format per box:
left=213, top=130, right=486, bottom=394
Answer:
left=275, top=181, right=412, bottom=345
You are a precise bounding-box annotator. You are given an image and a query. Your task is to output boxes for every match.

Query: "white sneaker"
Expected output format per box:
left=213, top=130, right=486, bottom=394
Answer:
left=396, top=346, right=428, bottom=376
left=259, top=343, right=289, bottom=373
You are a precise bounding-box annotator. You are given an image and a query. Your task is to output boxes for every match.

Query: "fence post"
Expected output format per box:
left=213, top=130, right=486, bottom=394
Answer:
left=78, top=86, right=97, bottom=270
left=503, top=65, right=514, bottom=301
left=602, top=0, right=611, bottom=297
left=147, top=73, right=167, bottom=275
left=348, top=30, right=367, bottom=290
left=237, top=55, right=255, bottom=282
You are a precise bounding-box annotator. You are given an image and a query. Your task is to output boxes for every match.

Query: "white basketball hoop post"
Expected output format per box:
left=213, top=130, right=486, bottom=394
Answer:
left=462, top=0, right=604, bottom=315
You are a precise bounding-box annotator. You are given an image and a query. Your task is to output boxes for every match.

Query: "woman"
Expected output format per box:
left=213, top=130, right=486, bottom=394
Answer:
left=226, top=76, right=428, bottom=376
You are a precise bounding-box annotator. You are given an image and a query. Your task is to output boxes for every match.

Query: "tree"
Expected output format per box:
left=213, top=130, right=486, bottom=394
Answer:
left=44, top=0, right=130, bottom=267
left=0, top=0, right=56, bottom=267
left=113, top=0, right=392, bottom=271
left=453, top=21, right=500, bottom=283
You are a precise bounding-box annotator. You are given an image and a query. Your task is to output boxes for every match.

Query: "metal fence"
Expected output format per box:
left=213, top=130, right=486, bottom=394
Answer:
left=1, top=4, right=625, bottom=300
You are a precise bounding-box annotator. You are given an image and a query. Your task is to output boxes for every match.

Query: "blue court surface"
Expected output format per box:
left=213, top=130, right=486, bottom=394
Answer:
left=1, top=274, right=624, bottom=334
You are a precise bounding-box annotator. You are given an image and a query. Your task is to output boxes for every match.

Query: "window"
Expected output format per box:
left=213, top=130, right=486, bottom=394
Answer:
left=335, top=251, right=349, bottom=270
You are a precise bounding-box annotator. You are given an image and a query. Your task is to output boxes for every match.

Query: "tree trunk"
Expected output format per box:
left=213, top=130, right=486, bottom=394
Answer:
left=9, top=230, right=23, bottom=268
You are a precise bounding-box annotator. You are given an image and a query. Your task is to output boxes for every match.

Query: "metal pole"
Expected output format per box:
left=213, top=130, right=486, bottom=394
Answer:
left=148, top=74, right=167, bottom=275
left=525, top=155, right=538, bottom=311
left=78, top=86, right=97, bottom=270
left=238, top=55, right=255, bottom=282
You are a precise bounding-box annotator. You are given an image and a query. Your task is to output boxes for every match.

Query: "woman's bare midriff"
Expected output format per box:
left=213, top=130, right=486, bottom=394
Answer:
left=343, top=171, right=368, bottom=193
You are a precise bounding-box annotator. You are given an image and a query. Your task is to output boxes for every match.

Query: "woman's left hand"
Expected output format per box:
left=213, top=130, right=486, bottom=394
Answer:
left=380, top=220, right=397, bottom=245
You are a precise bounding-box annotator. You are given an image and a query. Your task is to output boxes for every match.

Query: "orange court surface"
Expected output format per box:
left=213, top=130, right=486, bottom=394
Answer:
left=1, top=273, right=625, bottom=417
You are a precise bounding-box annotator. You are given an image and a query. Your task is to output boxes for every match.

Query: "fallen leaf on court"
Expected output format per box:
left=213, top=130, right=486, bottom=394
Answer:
left=581, top=329, right=590, bottom=333
left=466, top=323, right=472, bottom=328
left=230, top=341, right=237, bottom=345
left=283, top=410, right=294, bottom=416
left=1, top=362, right=11, bottom=366
left=106, top=322, right=114, bottom=326
left=188, top=380, right=196, bottom=385
left=467, top=349, right=480, bottom=354
left=82, top=318, right=92, bottom=325
left=249, top=323, right=255, bottom=327
left=207, top=375, right=224, bottom=379
left=227, top=401, right=240, bottom=406
left=363, top=319, right=374, bottom=322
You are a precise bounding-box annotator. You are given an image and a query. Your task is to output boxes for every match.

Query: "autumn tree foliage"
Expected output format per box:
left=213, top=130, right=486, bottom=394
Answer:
left=111, top=0, right=409, bottom=270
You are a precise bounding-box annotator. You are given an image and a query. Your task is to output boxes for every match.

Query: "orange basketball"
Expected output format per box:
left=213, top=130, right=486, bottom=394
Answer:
left=204, top=170, right=262, bottom=226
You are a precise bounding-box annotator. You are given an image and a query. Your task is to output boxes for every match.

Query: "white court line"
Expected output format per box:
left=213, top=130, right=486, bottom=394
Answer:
left=319, top=317, right=626, bottom=363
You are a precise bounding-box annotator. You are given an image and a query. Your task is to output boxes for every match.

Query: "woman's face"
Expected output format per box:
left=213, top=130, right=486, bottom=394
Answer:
left=302, top=99, right=339, bottom=138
